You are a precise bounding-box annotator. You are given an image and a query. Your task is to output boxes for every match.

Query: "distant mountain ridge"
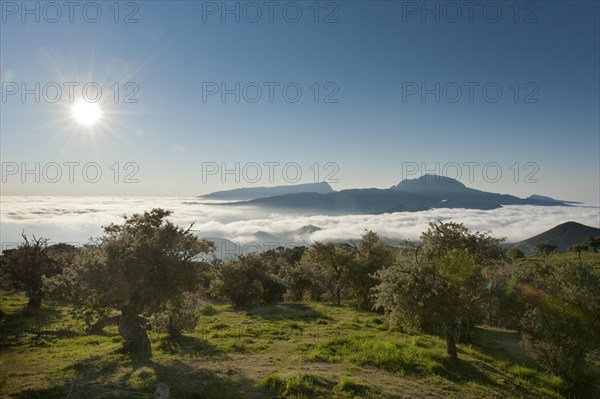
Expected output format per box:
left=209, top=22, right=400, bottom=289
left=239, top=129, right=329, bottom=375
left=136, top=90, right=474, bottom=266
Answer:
left=526, top=194, right=579, bottom=204
left=511, top=221, right=600, bottom=253
left=391, top=174, right=469, bottom=193
left=211, top=175, right=571, bottom=215
left=200, top=182, right=333, bottom=201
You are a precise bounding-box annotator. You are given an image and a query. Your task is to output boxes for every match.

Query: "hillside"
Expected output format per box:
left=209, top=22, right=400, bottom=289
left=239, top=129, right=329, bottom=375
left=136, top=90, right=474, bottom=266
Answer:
left=511, top=221, right=600, bottom=253
left=0, top=294, right=577, bottom=399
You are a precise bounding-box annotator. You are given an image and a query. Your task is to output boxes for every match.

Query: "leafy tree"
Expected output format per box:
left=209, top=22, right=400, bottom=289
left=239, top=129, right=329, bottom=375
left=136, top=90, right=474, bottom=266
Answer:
left=305, top=242, right=354, bottom=306
left=507, top=247, right=524, bottom=260
left=585, top=235, right=600, bottom=253
left=568, top=243, right=588, bottom=260
left=262, top=245, right=307, bottom=267
left=48, top=209, right=214, bottom=354
left=482, top=262, right=528, bottom=330
left=534, top=243, right=557, bottom=255
left=0, top=234, right=75, bottom=308
left=345, top=231, right=394, bottom=310
left=280, top=262, right=320, bottom=301
left=210, top=253, right=285, bottom=306
left=373, top=222, right=504, bottom=360
left=520, top=261, right=600, bottom=387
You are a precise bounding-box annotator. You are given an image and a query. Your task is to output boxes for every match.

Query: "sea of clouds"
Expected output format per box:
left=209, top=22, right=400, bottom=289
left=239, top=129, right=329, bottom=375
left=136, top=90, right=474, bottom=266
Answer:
left=1, top=196, right=599, bottom=253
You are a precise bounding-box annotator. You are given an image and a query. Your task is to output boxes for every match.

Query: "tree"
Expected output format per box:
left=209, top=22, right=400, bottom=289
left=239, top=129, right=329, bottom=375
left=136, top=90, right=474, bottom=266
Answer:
left=305, top=242, right=354, bottom=306
left=373, top=222, right=504, bottom=360
left=520, top=261, right=600, bottom=387
left=0, top=234, right=74, bottom=308
left=507, top=247, right=524, bottom=260
left=568, top=243, right=588, bottom=260
left=585, top=235, right=600, bottom=253
left=534, top=243, right=556, bottom=255
left=210, top=253, right=285, bottom=306
left=345, top=231, right=394, bottom=310
left=280, top=262, right=319, bottom=301
left=48, top=209, right=214, bottom=354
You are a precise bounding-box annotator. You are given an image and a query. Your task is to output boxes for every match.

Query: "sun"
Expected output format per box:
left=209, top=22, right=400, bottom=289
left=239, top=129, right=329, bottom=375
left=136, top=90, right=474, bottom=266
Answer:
left=71, top=100, right=102, bottom=126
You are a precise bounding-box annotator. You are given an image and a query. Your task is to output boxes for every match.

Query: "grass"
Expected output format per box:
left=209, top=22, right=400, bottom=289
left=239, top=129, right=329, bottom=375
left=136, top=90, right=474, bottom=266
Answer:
left=0, top=293, right=593, bottom=399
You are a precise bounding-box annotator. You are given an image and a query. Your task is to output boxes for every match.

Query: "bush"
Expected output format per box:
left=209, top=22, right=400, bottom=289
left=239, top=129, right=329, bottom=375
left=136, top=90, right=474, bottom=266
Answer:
left=520, top=261, right=600, bottom=387
left=210, top=254, right=285, bottom=306
left=149, top=293, right=201, bottom=338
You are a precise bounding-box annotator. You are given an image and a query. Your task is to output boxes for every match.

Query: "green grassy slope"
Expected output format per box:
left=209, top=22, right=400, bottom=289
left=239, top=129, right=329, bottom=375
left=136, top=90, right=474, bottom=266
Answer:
left=0, top=294, right=577, bottom=399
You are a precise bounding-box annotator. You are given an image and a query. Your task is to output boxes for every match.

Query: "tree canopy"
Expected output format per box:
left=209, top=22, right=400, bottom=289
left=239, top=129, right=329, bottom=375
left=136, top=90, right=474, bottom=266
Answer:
left=48, top=209, right=214, bottom=354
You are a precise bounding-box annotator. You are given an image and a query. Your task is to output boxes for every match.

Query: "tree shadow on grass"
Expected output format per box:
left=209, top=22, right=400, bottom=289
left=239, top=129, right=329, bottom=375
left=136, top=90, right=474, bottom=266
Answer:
left=240, top=303, right=330, bottom=322
left=470, top=326, right=534, bottom=366
left=154, top=334, right=228, bottom=359
left=59, top=354, right=275, bottom=399
left=0, top=304, right=69, bottom=347
left=13, top=385, right=67, bottom=399
left=436, top=357, right=498, bottom=386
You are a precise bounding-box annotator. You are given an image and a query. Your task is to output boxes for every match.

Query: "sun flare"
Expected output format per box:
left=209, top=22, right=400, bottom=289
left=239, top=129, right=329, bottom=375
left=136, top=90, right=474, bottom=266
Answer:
left=71, top=100, right=102, bottom=126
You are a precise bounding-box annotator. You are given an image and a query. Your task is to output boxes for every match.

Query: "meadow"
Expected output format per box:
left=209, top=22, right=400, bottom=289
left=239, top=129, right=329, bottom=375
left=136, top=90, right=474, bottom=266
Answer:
left=1, top=291, right=591, bottom=399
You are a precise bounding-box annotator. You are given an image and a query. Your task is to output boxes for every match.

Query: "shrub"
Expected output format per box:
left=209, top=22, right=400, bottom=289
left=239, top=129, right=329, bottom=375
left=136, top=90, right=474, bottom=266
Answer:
left=149, top=293, right=201, bottom=338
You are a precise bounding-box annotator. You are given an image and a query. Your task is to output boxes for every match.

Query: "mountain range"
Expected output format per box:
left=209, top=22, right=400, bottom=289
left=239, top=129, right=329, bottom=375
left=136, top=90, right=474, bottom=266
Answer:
left=201, top=174, right=571, bottom=215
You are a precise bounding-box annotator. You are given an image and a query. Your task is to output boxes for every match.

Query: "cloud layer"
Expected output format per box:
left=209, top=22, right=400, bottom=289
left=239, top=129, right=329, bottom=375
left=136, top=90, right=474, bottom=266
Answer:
left=1, top=196, right=599, bottom=251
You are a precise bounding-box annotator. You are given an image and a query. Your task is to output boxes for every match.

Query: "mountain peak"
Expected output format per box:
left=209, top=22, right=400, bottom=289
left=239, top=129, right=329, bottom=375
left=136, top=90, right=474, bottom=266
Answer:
left=391, top=174, right=468, bottom=193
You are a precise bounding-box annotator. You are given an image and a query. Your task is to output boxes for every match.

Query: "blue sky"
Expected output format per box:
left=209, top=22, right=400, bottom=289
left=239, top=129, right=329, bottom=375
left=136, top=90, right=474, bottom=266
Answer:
left=1, top=1, right=599, bottom=203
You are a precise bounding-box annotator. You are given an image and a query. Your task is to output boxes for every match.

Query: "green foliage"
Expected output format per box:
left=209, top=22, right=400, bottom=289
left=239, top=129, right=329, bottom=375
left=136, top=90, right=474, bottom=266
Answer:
left=534, top=243, right=557, bottom=255
left=280, top=262, right=321, bottom=302
left=210, top=254, right=285, bottom=306
left=345, top=231, right=395, bottom=310
left=585, top=235, right=600, bottom=253
left=520, top=260, right=600, bottom=387
left=0, top=234, right=76, bottom=308
left=374, top=222, right=504, bottom=359
left=46, top=209, right=214, bottom=353
left=507, top=247, right=525, bottom=260
left=439, top=248, right=476, bottom=283
left=305, top=242, right=355, bottom=306
left=149, top=292, right=201, bottom=338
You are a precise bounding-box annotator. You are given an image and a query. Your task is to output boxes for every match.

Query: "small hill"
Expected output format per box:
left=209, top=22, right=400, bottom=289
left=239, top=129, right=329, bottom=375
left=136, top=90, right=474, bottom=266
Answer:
left=199, top=182, right=334, bottom=201
left=512, top=221, right=600, bottom=253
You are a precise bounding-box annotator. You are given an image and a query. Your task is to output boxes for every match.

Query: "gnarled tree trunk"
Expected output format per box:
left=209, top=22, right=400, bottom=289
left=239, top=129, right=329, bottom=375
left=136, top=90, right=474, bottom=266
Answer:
left=27, top=295, right=42, bottom=309
left=445, top=325, right=458, bottom=360
left=119, top=308, right=151, bottom=355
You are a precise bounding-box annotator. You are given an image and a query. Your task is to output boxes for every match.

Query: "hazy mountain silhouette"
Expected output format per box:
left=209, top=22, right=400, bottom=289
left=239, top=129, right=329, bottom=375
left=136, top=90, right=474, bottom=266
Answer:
left=217, top=175, right=569, bottom=215
left=391, top=174, right=469, bottom=193
left=511, top=221, right=600, bottom=253
left=526, top=194, right=579, bottom=204
left=200, top=182, right=333, bottom=201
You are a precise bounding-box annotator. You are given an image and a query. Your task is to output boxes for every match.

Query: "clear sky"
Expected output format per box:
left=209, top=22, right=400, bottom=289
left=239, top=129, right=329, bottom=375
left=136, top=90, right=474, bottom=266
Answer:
left=1, top=1, right=599, bottom=203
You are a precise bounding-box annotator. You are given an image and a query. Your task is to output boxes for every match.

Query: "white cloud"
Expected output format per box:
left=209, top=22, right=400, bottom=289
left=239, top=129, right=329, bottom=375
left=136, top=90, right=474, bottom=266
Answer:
left=1, top=196, right=598, bottom=250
